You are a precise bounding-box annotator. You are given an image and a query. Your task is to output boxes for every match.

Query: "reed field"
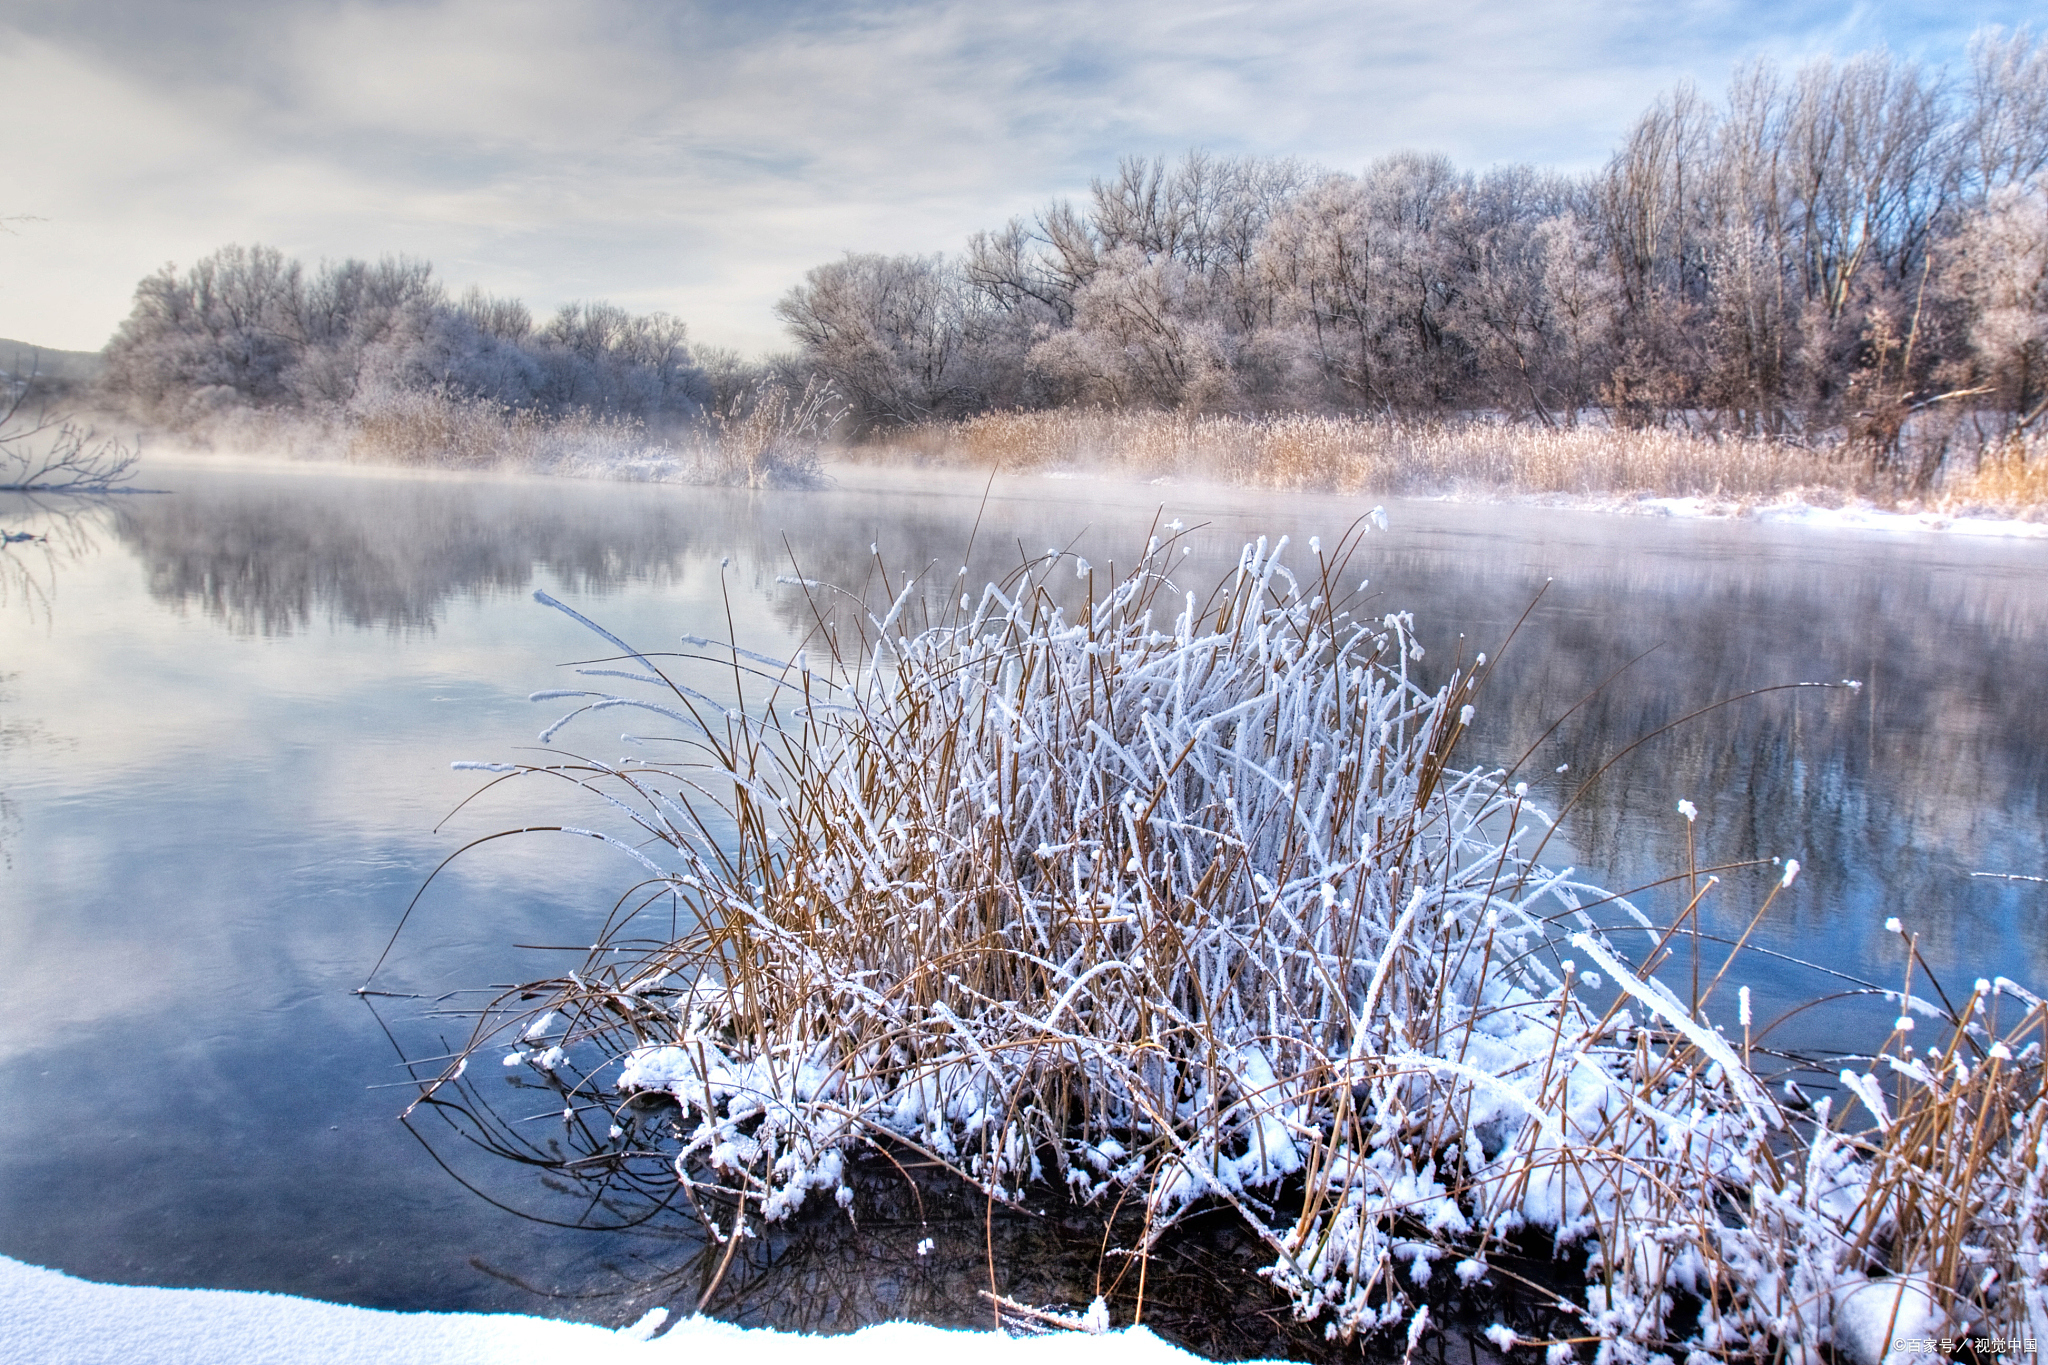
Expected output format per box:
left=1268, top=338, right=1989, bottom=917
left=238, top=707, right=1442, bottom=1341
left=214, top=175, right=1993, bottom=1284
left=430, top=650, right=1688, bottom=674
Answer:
left=1940, top=444, right=2048, bottom=511
left=392, top=526, right=2048, bottom=1362
left=858, top=409, right=2048, bottom=516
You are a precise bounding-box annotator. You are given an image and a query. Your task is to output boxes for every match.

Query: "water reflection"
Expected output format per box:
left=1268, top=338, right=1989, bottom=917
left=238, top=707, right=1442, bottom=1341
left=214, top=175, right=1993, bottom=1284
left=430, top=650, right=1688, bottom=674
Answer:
left=1, top=459, right=2042, bottom=1342
left=1, top=493, right=120, bottom=870
left=1, top=492, right=123, bottom=624
left=1393, top=522, right=2048, bottom=1027
left=118, top=474, right=709, bottom=635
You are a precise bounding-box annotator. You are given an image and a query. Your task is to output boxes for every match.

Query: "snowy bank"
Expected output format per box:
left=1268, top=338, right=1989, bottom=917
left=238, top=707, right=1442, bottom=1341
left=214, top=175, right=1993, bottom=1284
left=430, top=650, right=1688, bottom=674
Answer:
left=986, top=465, right=2048, bottom=540
left=1385, top=485, right=2048, bottom=537
left=1623, top=494, right=2048, bottom=538
left=0, top=1255, right=1250, bottom=1365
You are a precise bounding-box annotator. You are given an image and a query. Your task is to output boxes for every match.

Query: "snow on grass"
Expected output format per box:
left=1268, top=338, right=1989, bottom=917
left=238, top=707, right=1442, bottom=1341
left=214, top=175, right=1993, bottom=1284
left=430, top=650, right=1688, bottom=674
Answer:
left=404, top=525, right=2048, bottom=1361
left=1830, top=1274, right=1945, bottom=1365
left=0, top=1254, right=1230, bottom=1365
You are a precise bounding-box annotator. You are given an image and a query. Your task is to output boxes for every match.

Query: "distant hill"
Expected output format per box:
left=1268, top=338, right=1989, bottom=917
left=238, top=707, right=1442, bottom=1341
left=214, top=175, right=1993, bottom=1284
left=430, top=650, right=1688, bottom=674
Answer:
left=0, top=338, right=105, bottom=387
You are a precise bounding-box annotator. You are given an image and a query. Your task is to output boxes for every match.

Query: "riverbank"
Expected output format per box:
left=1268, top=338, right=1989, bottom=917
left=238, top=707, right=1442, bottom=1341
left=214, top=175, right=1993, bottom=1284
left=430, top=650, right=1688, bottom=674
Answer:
left=56, top=399, right=2048, bottom=539
left=815, top=459, right=2048, bottom=542
left=850, top=409, right=2048, bottom=523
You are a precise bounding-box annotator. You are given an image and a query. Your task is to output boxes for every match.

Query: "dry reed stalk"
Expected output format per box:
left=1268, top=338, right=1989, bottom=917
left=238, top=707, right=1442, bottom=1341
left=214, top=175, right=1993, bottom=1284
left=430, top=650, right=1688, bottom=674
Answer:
left=345, top=392, right=549, bottom=468
left=144, top=383, right=835, bottom=486
left=687, top=380, right=840, bottom=487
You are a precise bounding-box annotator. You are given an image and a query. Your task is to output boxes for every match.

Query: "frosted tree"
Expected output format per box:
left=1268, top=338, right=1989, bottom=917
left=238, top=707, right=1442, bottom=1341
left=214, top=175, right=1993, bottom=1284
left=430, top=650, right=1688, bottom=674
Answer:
left=1940, top=183, right=2048, bottom=430
left=98, top=246, right=708, bottom=431
left=775, top=252, right=984, bottom=429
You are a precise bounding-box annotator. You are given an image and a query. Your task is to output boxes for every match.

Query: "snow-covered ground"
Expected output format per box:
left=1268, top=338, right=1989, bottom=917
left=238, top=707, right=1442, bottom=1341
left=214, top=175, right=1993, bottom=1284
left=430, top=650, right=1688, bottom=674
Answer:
left=1619, top=493, right=2048, bottom=537
left=1356, top=484, right=2048, bottom=537
left=1020, top=466, right=2048, bottom=539
left=0, top=1255, right=1253, bottom=1365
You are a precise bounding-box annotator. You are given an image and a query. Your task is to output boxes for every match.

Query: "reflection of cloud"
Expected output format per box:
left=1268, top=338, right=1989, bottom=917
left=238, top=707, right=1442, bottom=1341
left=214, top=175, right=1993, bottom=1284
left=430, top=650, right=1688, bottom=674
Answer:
left=11, top=459, right=2048, bottom=1011
left=2, top=0, right=2025, bottom=353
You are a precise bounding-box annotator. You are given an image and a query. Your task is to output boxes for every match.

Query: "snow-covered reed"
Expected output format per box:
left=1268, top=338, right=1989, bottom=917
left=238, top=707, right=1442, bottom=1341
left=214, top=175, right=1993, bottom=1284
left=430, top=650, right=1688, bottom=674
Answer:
left=422, top=529, right=2047, bottom=1360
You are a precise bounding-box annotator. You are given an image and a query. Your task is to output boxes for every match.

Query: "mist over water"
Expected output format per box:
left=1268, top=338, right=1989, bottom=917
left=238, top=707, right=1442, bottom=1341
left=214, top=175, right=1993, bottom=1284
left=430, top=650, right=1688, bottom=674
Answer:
left=1, top=458, right=2043, bottom=1328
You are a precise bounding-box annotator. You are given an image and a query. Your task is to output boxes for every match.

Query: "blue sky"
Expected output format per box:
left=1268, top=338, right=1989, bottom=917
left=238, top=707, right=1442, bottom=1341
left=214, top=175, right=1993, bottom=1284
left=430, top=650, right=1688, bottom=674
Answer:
left=1, top=0, right=2038, bottom=355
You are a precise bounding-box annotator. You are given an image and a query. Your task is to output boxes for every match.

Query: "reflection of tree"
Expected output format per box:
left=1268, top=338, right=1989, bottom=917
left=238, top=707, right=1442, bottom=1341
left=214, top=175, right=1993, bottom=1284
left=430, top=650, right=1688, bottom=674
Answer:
left=116, top=478, right=711, bottom=635
left=0, top=492, right=118, bottom=625
left=1, top=497, right=113, bottom=870
left=1380, top=528, right=2048, bottom=996
left=109, top=475, right=1122, bottom=639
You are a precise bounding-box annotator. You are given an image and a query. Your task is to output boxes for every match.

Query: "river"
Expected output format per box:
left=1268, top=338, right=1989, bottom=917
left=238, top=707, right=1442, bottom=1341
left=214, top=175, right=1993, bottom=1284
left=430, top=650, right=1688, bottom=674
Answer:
left=2, top=457, right=2043, bottom=1348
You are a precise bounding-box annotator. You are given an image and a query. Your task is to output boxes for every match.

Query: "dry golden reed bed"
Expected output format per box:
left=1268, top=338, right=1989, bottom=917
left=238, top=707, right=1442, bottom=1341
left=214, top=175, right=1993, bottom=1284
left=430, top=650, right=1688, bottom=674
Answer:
left=1945, top=446, right=2048, bottom=509
left=860, top=409, right=2048, bottom=515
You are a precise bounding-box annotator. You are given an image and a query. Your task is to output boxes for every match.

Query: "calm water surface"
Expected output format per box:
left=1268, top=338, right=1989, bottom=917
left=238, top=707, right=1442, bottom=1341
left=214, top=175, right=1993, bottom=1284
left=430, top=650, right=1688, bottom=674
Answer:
left=2, top=458, right=2043, bottom=1333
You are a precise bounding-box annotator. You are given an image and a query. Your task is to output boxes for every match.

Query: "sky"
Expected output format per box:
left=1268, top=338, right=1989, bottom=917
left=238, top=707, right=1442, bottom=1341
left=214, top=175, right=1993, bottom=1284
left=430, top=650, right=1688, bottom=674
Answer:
left=1, top=0, right=2039, bottom=357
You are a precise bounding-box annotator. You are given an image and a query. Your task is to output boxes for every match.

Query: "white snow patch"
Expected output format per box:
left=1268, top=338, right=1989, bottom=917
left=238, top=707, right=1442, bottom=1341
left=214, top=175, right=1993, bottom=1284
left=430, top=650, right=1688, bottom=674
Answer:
left=0, top=1255, right=1263, bottom=1365
left=1830, top=1274, right=1944, bottom=1365
left=1626, top=495, right=2048, bottom=539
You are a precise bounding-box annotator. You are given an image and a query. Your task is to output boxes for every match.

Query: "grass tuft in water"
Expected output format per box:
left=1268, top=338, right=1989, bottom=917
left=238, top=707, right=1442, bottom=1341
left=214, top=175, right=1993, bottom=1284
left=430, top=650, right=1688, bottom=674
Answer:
left=409, top=525, right=2046, bottom=1359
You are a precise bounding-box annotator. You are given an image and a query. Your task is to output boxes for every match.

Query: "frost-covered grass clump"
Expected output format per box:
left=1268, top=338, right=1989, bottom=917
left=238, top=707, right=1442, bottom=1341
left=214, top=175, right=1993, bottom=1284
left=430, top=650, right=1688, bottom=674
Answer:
left=420, top=525, right=2048, bottom=1361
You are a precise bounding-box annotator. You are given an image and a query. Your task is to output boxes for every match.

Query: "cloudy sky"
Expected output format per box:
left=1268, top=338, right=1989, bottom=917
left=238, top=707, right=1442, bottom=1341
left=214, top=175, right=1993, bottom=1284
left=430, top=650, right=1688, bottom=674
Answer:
left=1, top=0, right=2037, bottom=356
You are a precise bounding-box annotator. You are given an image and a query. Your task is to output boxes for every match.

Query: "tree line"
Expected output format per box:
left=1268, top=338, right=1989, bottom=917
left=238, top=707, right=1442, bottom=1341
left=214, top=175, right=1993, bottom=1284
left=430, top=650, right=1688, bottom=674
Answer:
left=98, top=245, right=713, bottom=428
left=777, top=28, right=2048, bottom=467
left=91, top=27, right=2045, bottom=479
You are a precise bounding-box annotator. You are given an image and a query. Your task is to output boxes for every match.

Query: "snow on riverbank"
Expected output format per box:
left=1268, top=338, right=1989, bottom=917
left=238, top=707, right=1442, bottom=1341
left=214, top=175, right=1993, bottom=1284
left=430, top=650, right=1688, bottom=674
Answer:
left=1317, top=483, right=2048, bottom=537
left=957, top=464, right=2048, bottom=540
left=0, top=1256, right=1247, bottom=1365
left=1621, top=494, right=2048, bottom=537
